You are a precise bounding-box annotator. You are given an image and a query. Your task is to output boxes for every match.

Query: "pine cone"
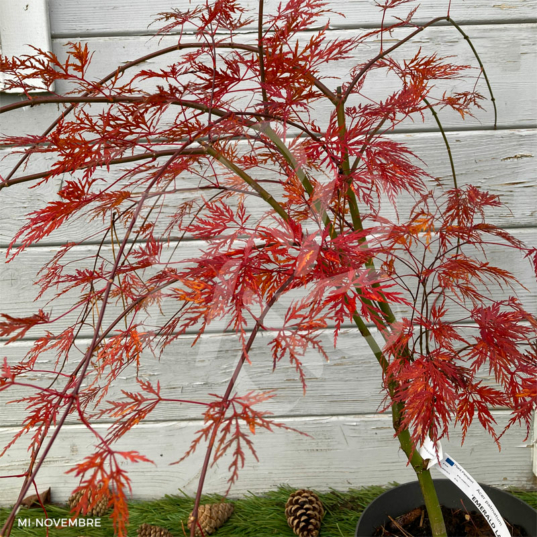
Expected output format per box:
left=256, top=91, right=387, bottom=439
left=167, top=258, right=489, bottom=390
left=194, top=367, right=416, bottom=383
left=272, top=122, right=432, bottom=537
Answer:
left=285, top=489, right=324, bottom=537
left=187, top=503, right=234, bottom=536
left=137, top=523, right=174, bottom=537
left=67, top=486, right=109, bottom=517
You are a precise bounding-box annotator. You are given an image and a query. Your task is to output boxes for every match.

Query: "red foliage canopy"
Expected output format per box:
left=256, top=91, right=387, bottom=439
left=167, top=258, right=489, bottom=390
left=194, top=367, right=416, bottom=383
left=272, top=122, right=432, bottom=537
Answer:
left=0, top=0, right=535, bottom=535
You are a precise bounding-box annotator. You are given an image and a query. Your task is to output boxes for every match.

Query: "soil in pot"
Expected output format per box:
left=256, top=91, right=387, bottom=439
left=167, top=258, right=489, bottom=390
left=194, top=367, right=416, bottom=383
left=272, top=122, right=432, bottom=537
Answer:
left=357, top=480, right=536, bottom=537
left=372, top=504, right=528, bottom=536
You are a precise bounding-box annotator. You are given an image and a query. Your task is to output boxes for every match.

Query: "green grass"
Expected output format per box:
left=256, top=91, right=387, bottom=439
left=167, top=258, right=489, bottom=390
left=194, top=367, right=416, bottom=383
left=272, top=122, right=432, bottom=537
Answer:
left=1, top=485, right=535, bottom=537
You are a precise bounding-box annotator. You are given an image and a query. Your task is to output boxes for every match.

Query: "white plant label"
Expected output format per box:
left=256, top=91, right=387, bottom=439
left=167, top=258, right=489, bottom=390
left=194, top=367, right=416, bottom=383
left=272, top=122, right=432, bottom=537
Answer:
left=419, top=438, right=511, bottom=537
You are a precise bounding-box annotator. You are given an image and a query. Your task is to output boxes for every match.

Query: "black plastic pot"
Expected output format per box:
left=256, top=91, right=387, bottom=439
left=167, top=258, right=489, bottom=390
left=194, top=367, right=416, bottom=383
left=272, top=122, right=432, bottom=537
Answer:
left=355, top=479, right=537, bottom=536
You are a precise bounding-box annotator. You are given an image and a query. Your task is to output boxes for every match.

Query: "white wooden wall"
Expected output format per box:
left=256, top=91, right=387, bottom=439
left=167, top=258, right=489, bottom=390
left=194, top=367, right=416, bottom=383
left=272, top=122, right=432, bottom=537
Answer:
left=0, top=0, right=536, bottom=504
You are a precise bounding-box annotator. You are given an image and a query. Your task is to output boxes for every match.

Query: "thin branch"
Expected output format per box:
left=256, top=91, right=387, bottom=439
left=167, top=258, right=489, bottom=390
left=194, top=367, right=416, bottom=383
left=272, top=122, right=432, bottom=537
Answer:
left=0, top=137, right=207, bottom=537
left=300, top=70, right=337, bottom=104
left=446, top=17, right=497, bottom=129
left=189, top=274, right=295, bottom=537
left=0, top=149, right=204, bottom=191
left=202, top=143, right=290, bottom=222
left=1, top=41, right=261, bottom=183
left=422, top=97, right=457, bottom=189
left=343, top=17, right=447, bottom=102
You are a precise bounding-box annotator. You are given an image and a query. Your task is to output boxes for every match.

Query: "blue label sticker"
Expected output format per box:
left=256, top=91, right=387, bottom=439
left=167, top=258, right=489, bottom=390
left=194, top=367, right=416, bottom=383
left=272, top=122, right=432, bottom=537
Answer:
left=445, top=457, right=455, bottom=466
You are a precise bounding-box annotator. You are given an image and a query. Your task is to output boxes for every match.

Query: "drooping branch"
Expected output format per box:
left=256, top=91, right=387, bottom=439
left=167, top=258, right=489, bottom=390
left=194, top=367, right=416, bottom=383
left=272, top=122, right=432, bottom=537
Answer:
left=344, top=16, right=497, bottom=129
left=343, top=17, right=448, bottom=102
left=0, top=95, right=220, bottom=115
left=446, top=17, right=497, bottom=129
left=1, top=41, right=261, bottom=183
left=0, top=149, right=204, bottom=191
left=188, top=274, right=295, bottom=537
left=0, top=135, right=214, bottom=536
left=422, top=97, right=457, bottom=189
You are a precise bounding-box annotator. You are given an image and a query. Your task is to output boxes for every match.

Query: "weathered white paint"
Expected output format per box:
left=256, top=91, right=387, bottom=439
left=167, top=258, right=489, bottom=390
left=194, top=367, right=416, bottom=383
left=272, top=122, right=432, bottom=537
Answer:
left=47, top=0, right=537, bottom=37
left=1, top=25, right=536, bottom=136
left=0, top=327, right=522, bottom=425
left=0, top=411, right=533, bottom=505
left=0, top=0, right=53, bottom=92
left=1, top=129, right=536, bottom=247
left=1, top=228, right=535, bottom=338
left=34, top=24, right=537, bottom=131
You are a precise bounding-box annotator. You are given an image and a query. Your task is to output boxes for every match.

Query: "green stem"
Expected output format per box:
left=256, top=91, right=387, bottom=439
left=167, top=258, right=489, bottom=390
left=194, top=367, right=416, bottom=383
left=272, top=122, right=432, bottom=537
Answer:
left=226, top=106, right=447, bottom=536
left=258, top=125, right=314, bottom=196
left=351, top=316, right=446, bottom=537
left=338, top=90, right=447, bottom=536
left=395, top=401, right=447, bottom=536
left=446, top=18, right=497, bottom=129
left=263, top=125, right=392, bottom=331
left=202, top=143, right=290, bottom=222
left=422, top=97, right=457, bottom=189
left=418, top=470, right=448, bottom=536
left=422, top=96, right=462, bottom=256
left=234, top=90, right=444, bottom=537
left=336, top=91, right=397, bottom=327
left=352, top=314, right=387, bottom=370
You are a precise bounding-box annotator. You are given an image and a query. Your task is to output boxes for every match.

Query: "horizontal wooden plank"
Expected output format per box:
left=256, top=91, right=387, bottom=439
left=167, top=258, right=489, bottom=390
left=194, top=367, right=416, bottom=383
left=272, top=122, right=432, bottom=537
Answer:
left=1, top=25, right=536, bottom=136
left=0, top=326, right=529, bottom=426
left=0, top=411, right=533, bottom=505
left=1, top=328, right=385, bottom=425
left=0, top=328, right=388, bottom=425
left=1, top=129, right=536, bottom=247
left=0, top=228, right=535, bottom=339
left=47, top=0, right=537, bottom=37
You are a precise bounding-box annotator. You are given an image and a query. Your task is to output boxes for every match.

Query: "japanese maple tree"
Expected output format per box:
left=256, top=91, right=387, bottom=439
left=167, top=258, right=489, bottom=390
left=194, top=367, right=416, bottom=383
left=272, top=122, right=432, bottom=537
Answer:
left=1, top=1, right=536, bottom=536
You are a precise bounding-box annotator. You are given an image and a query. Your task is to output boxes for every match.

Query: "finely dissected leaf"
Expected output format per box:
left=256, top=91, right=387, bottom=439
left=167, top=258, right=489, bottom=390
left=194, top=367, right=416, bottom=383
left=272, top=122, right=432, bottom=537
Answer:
left=0, top=311, right=51, bottom=343
left=172, top=391, right=308, bottom=490
left=8, top=178, right=100, bottom=258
